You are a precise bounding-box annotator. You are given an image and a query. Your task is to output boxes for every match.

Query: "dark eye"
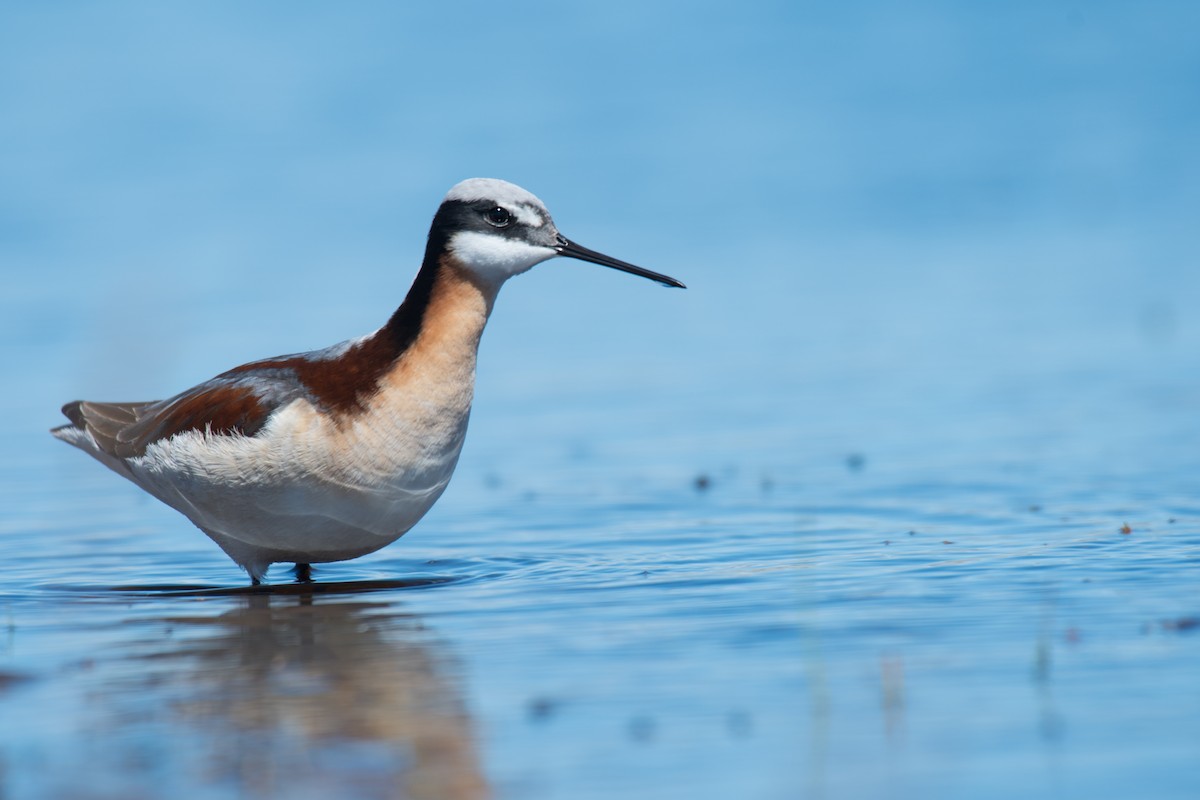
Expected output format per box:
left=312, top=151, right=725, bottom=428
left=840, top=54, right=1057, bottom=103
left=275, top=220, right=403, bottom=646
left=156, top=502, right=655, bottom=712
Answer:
left=484, top=206, right=512, bottom=227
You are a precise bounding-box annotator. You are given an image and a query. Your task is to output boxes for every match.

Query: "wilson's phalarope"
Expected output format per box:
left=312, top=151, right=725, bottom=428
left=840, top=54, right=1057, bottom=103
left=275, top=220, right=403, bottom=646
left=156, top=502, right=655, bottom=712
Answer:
left=52, top=178, right=685, bottom=584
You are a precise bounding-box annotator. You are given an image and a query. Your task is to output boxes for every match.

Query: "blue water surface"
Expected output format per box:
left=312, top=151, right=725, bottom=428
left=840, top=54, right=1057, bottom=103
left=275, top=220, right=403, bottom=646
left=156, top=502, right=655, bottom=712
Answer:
left=2, top=2, right=1199, bottom=798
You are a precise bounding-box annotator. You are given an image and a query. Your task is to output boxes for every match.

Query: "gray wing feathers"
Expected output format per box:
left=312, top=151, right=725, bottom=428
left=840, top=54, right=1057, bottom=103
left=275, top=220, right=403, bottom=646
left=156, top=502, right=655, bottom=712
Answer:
left=56, top=400, right=158, bottom=459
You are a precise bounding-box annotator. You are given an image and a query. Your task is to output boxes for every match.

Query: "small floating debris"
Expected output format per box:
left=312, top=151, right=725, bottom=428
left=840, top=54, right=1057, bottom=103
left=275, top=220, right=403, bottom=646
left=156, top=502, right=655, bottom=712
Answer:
left=527, top=696, right=561, bottom=722
left=693, top=473, right=712, bottom=492
left=1160, top=617, right=1199, bottom=633
left=726, top=710, right=753, bottom=738
left=628, top=715, right=656, bottom=742
left=0, top=671, right=33, bottom=694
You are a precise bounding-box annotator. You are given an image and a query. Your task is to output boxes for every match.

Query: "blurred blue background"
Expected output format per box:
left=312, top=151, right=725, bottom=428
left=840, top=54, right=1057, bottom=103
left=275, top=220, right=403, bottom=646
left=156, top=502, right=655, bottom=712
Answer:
left=2, top=2, right=1200, bottom=799
left=5, top=0, right=1198, bottom=431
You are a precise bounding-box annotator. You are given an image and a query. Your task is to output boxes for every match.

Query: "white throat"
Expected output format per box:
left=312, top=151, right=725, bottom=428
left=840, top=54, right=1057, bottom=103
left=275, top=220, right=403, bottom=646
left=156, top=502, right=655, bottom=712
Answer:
left=448, top=230, right=557, bottom=284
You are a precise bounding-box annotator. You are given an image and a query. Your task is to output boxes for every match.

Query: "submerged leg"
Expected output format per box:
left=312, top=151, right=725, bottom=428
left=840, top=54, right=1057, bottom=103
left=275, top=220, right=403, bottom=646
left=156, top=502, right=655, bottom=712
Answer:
left=294, top=562, right=312, bottom=583
left=245, top=562, right=268, bottom=586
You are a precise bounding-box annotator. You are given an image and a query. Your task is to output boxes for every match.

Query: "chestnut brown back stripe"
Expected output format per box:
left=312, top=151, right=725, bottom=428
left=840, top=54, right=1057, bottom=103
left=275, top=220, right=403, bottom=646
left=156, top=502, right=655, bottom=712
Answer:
left=143, top=385, right=270, bottom=445
left=223, top=258, right=439, bottom=416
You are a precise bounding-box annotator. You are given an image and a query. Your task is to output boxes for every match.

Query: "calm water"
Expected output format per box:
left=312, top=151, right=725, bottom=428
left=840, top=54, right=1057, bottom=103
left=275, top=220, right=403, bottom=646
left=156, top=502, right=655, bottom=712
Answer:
left=3, top=2, right=1200, bottom=798
left=4, top=288, right=1199, bottom=800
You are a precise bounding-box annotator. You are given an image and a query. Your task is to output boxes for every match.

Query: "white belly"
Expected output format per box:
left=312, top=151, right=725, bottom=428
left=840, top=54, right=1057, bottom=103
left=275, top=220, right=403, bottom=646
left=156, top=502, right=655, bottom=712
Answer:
left=126, top=397, right=471, bottom=575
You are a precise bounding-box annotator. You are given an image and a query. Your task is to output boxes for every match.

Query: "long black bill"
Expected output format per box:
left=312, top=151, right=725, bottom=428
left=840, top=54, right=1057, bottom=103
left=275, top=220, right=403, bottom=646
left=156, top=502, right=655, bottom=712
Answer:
left=555, top=236, right=686, bottom=289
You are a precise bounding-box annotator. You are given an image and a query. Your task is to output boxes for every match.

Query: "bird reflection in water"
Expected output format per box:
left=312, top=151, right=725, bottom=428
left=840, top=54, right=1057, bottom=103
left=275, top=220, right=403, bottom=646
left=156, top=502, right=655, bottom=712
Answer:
left=87, top=592, right=488, bottom=799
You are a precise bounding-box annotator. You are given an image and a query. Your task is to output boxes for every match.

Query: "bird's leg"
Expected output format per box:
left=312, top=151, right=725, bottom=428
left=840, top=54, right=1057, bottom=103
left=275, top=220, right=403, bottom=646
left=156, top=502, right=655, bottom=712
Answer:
left=294, top=563, right=312, bottom=583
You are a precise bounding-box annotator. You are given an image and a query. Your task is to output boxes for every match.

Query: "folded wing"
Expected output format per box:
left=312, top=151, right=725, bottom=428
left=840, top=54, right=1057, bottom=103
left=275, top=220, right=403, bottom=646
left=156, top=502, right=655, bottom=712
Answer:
left=55, top=366, right=314, bottom=460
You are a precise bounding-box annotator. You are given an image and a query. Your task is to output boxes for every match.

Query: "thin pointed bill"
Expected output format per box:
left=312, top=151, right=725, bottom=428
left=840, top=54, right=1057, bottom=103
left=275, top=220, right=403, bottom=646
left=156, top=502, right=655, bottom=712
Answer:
left=555, top=236, right=686, bottom=289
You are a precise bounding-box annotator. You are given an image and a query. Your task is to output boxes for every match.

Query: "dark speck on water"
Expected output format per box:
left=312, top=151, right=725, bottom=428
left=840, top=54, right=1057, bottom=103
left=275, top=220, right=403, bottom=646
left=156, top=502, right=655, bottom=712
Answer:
left=726, top=710, right=753, bottom=738
left=1160, top=617, right=1200, bottom=633
left=0, top=671, right=33, bottom=693
left=628, top=716, right=657, bottom=743
left=527, top=696, right=561, bottom=722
